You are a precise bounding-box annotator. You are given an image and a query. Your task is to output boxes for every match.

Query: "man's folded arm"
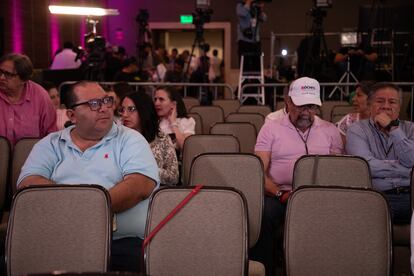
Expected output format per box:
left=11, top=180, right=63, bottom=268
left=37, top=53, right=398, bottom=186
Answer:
left=18, top=175, right=55, bottom=189
left=109, top=173, right=156, bottom=213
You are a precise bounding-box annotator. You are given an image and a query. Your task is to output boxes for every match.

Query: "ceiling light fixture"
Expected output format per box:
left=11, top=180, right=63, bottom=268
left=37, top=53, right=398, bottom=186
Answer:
left=48, top=5, right=119, bottom=16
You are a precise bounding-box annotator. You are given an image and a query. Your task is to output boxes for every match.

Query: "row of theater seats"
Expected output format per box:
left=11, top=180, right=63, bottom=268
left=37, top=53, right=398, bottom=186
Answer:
left=181, top=134, right=413, bottom=275
left=185, top=97, right=356, bottom=126
left=4, top=150, right=406, bottom=275
left=185, top=101, right=352, bottom=155
left=187, top=103, right=266, bottom=135
left=0, top=137, right=40, bottom=217
left=1, top=133, right=413, bottom=275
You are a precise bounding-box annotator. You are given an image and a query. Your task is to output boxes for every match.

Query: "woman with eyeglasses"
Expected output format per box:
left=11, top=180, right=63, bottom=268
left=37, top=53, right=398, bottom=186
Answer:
left=120, top=92, right=179, bottom=186
left=153, top=86, right=195, bottom=150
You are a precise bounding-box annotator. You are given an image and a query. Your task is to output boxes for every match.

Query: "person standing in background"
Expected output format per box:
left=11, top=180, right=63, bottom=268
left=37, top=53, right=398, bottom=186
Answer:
left=50, top=41, right=82, bottom=70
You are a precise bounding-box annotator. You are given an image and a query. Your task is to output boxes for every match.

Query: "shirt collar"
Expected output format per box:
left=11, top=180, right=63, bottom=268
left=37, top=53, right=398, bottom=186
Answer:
left=61, top=122, right=118, bottom=146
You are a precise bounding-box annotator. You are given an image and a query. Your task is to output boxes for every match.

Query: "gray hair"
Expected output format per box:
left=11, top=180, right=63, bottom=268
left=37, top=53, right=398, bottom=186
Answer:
left=367, top=82, right=402, bottom=104
left=0, top=53, right=33, bottom=81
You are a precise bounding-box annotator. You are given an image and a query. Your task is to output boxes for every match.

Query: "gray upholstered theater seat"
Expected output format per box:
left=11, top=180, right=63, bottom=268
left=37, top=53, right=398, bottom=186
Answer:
left=144, top=187, right=249, bottom=276
left=285, top=186, right=392, bottom=276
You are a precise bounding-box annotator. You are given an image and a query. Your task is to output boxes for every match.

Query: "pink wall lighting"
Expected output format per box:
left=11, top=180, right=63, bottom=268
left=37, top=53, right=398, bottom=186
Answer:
left=12, top=0, right=23, bottom=53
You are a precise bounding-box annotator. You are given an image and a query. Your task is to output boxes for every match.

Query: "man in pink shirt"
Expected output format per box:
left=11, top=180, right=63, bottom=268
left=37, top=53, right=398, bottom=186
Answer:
left=250, top=77, right=343, bottom=275
left=0, top=53, right=57, bottom=145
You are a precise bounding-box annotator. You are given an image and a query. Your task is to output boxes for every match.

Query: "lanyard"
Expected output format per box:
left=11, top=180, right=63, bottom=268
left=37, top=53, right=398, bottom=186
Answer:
left=370, top=121, right=393, bottom=157
left=376, top=131, right=393, bottom=157
left=295, top=125, right=312, bottom=155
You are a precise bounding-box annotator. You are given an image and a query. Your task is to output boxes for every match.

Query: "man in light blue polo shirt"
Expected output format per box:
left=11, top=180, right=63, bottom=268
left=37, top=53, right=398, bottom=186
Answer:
left=18, top=81, right=159, bottom=272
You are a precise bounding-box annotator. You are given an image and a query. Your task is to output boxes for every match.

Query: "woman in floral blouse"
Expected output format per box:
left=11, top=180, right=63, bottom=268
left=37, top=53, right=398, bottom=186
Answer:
left=120, top=91, right=179, bottom=186
left=336, top=81, right=373, bottom=141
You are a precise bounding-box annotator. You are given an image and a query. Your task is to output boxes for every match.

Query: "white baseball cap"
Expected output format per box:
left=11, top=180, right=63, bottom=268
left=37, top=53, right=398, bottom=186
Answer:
left=288, top=77, right=322, bottom=106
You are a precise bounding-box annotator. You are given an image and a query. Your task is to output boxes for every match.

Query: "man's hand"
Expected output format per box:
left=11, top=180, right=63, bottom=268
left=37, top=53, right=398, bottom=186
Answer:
left=374, top=112, right=392, bottom=129
left=18, top=175, right=55, bottom=190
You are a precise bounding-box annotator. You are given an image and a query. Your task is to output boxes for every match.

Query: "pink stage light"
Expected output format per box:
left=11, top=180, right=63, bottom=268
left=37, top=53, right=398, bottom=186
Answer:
left=12, top=0, right=23, bottom=53
left=50, top=14, right=60, bottom=58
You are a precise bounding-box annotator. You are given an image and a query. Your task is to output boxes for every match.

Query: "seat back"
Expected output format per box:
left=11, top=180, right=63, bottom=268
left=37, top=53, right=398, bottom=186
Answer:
left=181, top=135, right=240, bottom=186
left=12, top=138, right=40, bottom=195
left=331, top=105, right=355, bottom=123
left=187, top=113, right=203, bottom=135
left=189, top=106, right=225, bottom=134
left=226, top=112, right=265, bottom=134
left=275, top=101, right=286, bottom=111
left=0, top=137, right=10, bottom=213
left=210, top=122, right=257, bottom=153
left=212, top=99, right=241, bottom=117
left=320, top=100, right=348, bottom=122
left=189, top=153, right=264, bottom=248
left=292, top=155, right=372, bottom=189
left=144, top=187, right=248, bottom=276
left=285, top=186, right=392, bottom=276
left=238, top=105, right=272, bottom=117
left=182, top=97, right=200, bottom=112
left=6, top=185, right=112, bottom=276
left=412, top=167, right=414, bottom=210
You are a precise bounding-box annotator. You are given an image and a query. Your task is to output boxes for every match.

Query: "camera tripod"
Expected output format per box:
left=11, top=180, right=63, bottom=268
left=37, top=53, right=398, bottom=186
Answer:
left=329, top=56, right=359, bottom=98
left=185, top=25, right=206, bottom=78
left=300, top=7, right=330, bottom=79
left=186, top=25, right=213, bottom=104
left=136, top=9, right=152, bottom=73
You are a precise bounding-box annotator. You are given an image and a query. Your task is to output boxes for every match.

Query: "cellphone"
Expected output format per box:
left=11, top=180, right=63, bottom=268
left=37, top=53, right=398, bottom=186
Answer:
left=169, top=133, right=176, bottom=141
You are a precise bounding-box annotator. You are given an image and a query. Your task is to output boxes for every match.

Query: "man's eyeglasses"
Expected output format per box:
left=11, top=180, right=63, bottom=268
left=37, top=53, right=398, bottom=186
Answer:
left=118, top=106, right=137, bottom=114
left=70, top=96, right=114, bottom=111
left=296, top=104, right=320, bottom=112
left=0, top=68, right=18, bottom=80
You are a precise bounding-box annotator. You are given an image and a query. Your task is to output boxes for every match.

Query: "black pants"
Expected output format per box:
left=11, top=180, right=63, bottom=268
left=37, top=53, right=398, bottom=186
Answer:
left=110, top=237, right=143, bottom=272
left=249, top=196, right=286, bottom=276
left=238, top=40, right=262, bottom=72
left=383, top=192, right=411, bottom=224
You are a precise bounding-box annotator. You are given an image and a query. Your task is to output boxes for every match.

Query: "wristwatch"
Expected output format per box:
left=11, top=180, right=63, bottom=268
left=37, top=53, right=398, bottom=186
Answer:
left=386, top=119, right=400, bottom=129
left=275, top=190, right=284, bottom=199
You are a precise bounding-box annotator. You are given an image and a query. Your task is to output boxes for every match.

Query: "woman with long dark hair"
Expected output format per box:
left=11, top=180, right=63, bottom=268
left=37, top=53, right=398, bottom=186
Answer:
left=153, top=86, right=195, bottom=150
left=120, top=92, right=179, bottom=186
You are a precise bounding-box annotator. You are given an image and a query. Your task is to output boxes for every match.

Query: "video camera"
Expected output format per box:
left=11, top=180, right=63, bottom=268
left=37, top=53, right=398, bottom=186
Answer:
left=136, top=9, right=149, bottom=27
left=84, top=35, right=106, bottom=68
left=250, top=0, right=271, bottom=17
left=309, top=0, right=332, bottom=29
left=192, top=4, right=213, bottom=42
left=193, top=8, right=212, bottom=27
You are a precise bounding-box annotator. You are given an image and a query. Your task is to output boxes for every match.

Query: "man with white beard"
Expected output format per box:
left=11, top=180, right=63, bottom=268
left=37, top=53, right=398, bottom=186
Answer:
left=250, top=77, right=343, bottom=275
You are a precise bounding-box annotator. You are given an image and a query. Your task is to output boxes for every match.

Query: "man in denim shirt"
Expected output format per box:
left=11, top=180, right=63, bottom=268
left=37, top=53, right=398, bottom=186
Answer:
left=237, top=0, right=267, bottom=71
left=347, top=82, right=414, bottom=224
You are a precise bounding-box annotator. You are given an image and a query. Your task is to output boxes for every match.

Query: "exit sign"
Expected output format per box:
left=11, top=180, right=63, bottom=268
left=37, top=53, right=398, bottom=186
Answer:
left=180, top=15, right=193, bottom=24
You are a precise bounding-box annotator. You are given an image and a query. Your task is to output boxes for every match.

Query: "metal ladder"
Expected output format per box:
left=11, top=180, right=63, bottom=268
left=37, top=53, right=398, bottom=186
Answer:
left=238, top=53, right=265, bottom=105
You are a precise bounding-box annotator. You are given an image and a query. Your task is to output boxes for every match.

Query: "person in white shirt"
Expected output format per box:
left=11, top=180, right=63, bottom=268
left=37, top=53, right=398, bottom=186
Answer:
left=266, top=83, right=291, bottom=122
left=154, top=86, right=195, bottom=150
left=209, top=49, right=222, bottom=82
left=50, top=41, right=81, bottom=70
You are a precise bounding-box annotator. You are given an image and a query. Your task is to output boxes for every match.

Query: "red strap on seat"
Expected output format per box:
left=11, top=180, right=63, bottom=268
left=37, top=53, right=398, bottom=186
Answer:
left=141, top=185, right=203, bottom=260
